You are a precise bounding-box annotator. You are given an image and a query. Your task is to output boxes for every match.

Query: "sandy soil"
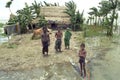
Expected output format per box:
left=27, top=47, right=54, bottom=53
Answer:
left=0, top=31, right=86, bottom=71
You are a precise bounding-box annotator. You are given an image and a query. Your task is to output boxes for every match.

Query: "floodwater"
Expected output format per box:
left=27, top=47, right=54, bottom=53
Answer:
left=0, top=28, right=9, bottom=44
left=0, top=33, right=120, bottom=80
left=86, top=35, right=120, bottom=80
left=0, top=35, right=9, bottom=44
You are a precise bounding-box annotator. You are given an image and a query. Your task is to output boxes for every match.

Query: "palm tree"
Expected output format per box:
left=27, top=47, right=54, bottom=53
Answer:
left=89, top=7, right=98, bottom=25
left=114, top=13, right=118, bottom=30
left=75, top=11, right=84, bottom=30
left=64, top=1, right=76, bottom=31
left=31, top=0, right=41, bottom=18
left=5, top=0, right=13, bottom=14
left=43, top=1, right=50, bottom=6
left=88, top=16, right=93, bottom=25
left=98, top=0, right=112, bottom=19
left=99, top=0, right=120, bottom=36
left=88, top=12, right=94, bottom=25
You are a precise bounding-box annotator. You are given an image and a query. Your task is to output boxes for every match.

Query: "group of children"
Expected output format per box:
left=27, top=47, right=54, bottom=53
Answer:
left=41, top=26, right=87, bottom=77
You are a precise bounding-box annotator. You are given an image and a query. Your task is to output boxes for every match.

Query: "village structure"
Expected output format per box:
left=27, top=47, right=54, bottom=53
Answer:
left=4, top=6, right=70, bottom=35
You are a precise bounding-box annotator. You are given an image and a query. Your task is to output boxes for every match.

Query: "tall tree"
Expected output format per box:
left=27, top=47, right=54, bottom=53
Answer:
left=31, top=0, right=41, bottom=18
left=99, top=0, right=120, bottom=36
left=65, top=1, right=84, bottom=31
left=89, top=7, right=98, bottom=25
left=88, top=12, right=94, bottom=25
left=5, top=0, right=13, bottom=14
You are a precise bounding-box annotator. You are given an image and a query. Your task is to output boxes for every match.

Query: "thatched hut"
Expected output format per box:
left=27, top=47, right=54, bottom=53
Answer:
left=33, top=6, right=70, bottom=29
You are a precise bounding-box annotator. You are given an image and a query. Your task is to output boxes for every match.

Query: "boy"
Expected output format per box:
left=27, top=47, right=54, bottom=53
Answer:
left=55, top=28, right=63, bottom=52
left=78, top=43, right=87, bottom=77
left=64, top=28, right=72, bottom=49
left=41, top=27, right=50, bottom=56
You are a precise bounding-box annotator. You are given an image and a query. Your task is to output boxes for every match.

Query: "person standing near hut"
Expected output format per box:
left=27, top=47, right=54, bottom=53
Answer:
left=55, top=28, right=63, bottom=52
left=41, top=26, right=50, bottom=56
left=64, top=28, right=72, bottom=49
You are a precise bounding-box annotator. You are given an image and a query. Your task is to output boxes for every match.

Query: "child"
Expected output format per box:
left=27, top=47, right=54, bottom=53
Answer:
left=55, top=28, right=63, bottom=52
left=64, top=28, right=72, bottom=49
left=78, top=43, right=87, bottom=77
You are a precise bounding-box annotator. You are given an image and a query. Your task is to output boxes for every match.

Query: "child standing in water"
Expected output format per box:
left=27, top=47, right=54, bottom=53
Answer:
left=78, top=43, right=87, bottom=77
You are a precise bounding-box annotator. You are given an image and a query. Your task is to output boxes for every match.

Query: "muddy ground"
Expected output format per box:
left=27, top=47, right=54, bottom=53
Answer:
left=0, top=31, right=90, bottom=71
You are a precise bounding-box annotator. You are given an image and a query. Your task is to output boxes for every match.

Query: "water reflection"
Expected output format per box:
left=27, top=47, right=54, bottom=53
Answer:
left=88, top=36, right=120, bottom=80
left=0, top=63, right=81, bottom=80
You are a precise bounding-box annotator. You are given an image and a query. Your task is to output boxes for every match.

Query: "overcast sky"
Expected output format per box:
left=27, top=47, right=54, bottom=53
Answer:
left=0, top=0, right=101, bottom=19
left=0, top=0, right=120, bottom=24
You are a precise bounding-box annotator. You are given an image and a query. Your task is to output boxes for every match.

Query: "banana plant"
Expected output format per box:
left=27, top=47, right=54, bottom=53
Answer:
left=31, top=0, right=41, bottom=18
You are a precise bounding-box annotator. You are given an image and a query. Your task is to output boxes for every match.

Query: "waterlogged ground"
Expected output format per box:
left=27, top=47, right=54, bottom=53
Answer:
left=0, top=31, right=120, bottom=80
left=88, top=36, right=120, bottom=80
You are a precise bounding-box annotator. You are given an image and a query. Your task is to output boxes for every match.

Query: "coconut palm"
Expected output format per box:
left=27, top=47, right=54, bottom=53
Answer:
left=5, top=0, right=13, bottom=14
left=88, top=12, right=94, bottom=25
left=98, top=0, right=120, bottom=36
left=89, top=7, right=98, bottom=25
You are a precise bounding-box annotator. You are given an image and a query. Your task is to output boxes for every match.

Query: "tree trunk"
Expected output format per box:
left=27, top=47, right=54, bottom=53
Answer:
left=95, top=16, right=97, bottom=25
left=98, top=17, right=101, bottom=26
left=108, top=9, right=116, bottom=36
left=30, top=23, right=34, bottom=32
left=115, top=18, right=118, bottom=30
left=90, top=19, right=91, bottom=25
left=9, top=8, right=12, bottom=14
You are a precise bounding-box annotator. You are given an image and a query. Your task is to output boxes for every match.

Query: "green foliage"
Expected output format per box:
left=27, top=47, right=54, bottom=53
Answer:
left=5, top=0, right=13, bottom=8
left=31, top=0, right=41, bottom=18
left=65, top=1, right=84, bottom=31
left=85, top=25, right=105, bottom=37
left=43, top=1, right=50, bottom=6
left=0, top=23, right=4, bottom=28
left=38, top=16, right=47, bottom=27
left=88, top=0, right=120, bottom=36
left=5, top=0, right=13, bottom=13
left=43, top=1, right=59, bottom=6
left=7, top=16, right=18, bottom=25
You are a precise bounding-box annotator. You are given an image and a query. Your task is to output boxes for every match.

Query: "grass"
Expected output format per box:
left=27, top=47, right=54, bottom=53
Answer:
left=0, top=23, right=4, bottom=28
left=84, top=25, right=106, bottom=37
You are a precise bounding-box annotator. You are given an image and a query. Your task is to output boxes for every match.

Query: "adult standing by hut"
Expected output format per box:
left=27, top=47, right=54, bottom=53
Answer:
left=41, top=26, right=50, bottom=56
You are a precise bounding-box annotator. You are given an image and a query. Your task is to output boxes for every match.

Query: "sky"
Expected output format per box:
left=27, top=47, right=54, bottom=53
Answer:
left=0, top=0, right=120, bottom=24
left=0, top=0, right=101, bottom=20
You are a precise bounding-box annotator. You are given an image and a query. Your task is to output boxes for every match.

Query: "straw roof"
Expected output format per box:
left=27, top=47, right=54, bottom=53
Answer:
left=40, top=6, right=70, bottom=24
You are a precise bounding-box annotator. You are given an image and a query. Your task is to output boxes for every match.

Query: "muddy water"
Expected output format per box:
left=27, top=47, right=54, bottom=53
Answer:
left=87, top=36, right=120, bottom=80
left=0, top=63, right=81, bottom=80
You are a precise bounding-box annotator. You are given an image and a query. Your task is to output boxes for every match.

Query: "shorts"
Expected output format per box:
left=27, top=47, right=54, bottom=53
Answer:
left=79, top=56, right=85, bottom=64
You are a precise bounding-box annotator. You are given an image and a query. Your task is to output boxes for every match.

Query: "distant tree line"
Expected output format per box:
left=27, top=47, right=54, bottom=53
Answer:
left=87, top=0, right=120, bottom=36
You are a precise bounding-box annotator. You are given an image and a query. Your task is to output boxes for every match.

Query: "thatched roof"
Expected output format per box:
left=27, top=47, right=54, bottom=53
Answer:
left=40, top=6, right=70, bottom=24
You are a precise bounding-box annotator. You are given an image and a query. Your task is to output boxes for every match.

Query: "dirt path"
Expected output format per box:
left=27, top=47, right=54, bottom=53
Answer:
left=0, top=31, right=84, bottom=71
